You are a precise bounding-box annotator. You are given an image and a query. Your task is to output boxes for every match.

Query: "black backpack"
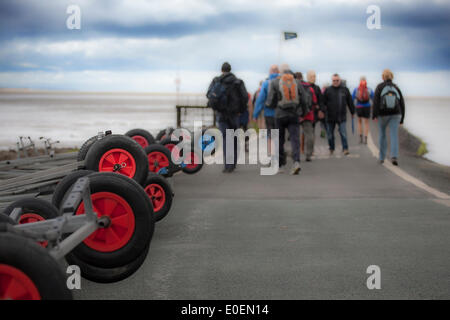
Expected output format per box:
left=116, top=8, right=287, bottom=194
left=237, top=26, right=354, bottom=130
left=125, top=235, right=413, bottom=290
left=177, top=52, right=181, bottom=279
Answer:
left=207, top=78, right=228, bottom=112
left=207, top=77, right=247, bottom=115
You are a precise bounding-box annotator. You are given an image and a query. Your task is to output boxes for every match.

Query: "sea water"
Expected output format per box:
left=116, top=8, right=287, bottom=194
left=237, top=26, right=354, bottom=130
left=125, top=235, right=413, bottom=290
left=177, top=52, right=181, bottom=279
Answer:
left=0, top=92, right=448, bottom=166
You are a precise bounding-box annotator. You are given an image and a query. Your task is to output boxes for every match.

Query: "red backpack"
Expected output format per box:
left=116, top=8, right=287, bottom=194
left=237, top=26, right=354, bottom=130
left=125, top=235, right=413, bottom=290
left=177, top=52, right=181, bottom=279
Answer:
left=356, top=87, right=370, bottom=103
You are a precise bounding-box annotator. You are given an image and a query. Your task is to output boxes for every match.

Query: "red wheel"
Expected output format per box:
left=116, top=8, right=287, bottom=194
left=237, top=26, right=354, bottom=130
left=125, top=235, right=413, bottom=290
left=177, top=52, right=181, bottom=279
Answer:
left=181, top=151, right=203, bottom=174
left=131, top=135, right=149, bottom=148
left=184, top=151, right=200, bottom=170
left=18, top=213, right=44, bottom=224
left=148, top=151, right=170, bottom=173
left=165, top=143, right=176, bottom=152
left=76, top=192, right=136, bottom=253
left=98, top=148, right=137, bottom=178
left=19, top=213, right=48, bottom=247
left=144, top=184, right=166, bottom=212
left=0, top=264, right=41, bottom=300
left=3, top=198, right=59, bottom=248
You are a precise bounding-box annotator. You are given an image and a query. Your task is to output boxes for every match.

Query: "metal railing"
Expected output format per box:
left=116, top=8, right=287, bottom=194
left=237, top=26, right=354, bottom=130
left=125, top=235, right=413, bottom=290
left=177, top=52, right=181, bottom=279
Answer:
left=176, top=105, right=216, bottom=128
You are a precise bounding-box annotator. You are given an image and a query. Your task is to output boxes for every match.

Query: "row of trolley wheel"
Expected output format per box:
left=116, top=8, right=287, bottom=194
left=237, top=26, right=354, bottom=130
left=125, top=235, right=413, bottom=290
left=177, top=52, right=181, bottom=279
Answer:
left=0, top=127, right=216, bottom=300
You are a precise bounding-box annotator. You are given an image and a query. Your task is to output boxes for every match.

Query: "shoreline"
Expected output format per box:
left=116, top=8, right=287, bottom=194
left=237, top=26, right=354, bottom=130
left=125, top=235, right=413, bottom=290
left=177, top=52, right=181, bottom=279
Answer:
left=1, top=88, right=449, bottom=100
left=0, top=88, right=205, bottom=96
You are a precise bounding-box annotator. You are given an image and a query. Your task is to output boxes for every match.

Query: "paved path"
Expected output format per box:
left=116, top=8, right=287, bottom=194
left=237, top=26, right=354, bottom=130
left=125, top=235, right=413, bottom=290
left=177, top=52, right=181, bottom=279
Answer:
left=76, top=121, right=450, bottom=299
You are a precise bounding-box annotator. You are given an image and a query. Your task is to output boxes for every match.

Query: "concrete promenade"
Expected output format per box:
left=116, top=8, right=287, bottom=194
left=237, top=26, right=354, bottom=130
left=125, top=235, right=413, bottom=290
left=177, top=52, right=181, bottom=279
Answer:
left=76, top=121, right=450, bottom=299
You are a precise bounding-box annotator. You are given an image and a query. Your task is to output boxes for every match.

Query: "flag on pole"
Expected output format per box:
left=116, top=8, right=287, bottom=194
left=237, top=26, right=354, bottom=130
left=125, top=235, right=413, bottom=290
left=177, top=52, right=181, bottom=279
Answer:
left=283, top=31, right=298, bottom=40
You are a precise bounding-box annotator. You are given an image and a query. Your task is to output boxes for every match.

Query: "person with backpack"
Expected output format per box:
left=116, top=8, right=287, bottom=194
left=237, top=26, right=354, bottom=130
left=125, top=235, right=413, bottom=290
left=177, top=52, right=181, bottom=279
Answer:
left=352, top=76, right=374, bottom=144
left=266, top=64, right=308, bottom=175
left=296, top=72, right=321, bottom=162
left=323, top=73, right=355, bottom=155
left=307, top=70, right=327, bottom=142
left=372, top=69, right=405, bottom=166
left=206, top=62, right=248, bottom=173
left=253, top=65, right=280, bottom=135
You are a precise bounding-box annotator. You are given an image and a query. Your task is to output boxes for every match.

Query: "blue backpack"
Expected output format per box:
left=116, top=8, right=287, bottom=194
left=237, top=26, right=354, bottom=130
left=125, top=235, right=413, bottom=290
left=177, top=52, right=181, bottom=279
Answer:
left=207, top=78, right=228, bottom=112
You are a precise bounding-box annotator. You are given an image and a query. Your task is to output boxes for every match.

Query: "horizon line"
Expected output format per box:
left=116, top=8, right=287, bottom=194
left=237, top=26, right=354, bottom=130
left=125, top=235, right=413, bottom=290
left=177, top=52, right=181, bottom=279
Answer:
left=1, top=88, right=450, bottom=99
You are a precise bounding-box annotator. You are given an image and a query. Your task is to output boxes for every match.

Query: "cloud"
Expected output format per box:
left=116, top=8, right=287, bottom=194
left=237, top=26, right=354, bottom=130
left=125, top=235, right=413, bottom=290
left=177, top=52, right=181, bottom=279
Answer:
left=0, top=0, right=448, bottom=94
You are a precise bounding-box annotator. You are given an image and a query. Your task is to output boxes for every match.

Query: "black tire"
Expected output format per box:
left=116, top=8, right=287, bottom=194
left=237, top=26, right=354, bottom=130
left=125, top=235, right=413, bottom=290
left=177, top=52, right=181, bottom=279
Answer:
left=159, top=137, right=179, bottom=148
left=145, top=143, right=178, bottom=177
left=65, top=243, right=150, bottom=283
left=0, top=232, right=72, bottom=300
left=156, top=127, right=174, bottom=142
left=181, top=149, right=204, bottom=174
left=143, top=174, right=173, bottom=222
left=51, top=170, right=95, bottom=210
left=77, top=136, right=99, bottom=162
left=70, top=172, right=153, bottom=268
left=125, top=129, right=156, bottom=148
left=3, top=198, right=59, bottom=224
left=0, top=213, right=15, bottom=225
left=84, top=134, right=148, bottom=185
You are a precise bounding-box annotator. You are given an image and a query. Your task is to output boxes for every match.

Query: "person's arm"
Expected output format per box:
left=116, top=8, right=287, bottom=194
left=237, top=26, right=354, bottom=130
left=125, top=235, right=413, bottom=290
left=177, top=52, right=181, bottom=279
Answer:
left=396, top=85, right=405, bottom=124
left=316, top=86, right=326, bottom=112
left=297, top=83, right=308, bottom=117
left=206, top=77, right=216, bottom=98
left=322, top=88, right=328, bottom=114
left=265, top=80, right=276, bottom=108
left=346, top=88, right=355, bottom=115
left=254, top=81, right=268, bottom=119
left=247, top=94, right=254, bottom=123
left=372, top=84, right=381, bottom=119
left=352, top=88, right=356, bottom=102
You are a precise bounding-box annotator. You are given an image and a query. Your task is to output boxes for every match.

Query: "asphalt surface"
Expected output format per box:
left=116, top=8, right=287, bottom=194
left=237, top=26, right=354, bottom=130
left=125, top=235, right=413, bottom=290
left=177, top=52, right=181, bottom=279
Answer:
left=75, top=120, right=450, bottom=300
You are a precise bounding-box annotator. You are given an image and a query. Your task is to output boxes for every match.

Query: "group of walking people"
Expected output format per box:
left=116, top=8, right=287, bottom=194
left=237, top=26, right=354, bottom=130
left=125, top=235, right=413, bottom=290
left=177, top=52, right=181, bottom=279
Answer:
left=207, top=62, right=405, bottom=174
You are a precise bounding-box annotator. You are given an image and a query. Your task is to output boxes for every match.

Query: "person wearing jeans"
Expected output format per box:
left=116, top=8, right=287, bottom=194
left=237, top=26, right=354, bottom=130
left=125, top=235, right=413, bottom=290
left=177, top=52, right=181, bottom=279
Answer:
left=323, top=74, right=355, bottom=155
left=372, top=69, right=405, bottom=166
left=326, top=121, right=348, bottom=152
left=377, top=114, right=401, bottom=162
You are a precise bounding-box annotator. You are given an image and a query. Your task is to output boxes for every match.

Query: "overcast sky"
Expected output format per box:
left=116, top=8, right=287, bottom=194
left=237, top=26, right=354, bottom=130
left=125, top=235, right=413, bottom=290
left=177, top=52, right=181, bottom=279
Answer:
left=0, top=0, right=449, bottom=96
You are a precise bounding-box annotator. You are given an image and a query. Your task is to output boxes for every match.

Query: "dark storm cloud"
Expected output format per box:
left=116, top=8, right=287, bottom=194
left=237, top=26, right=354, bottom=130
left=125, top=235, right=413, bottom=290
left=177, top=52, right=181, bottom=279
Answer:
left=0, top=0, right=448, bottom=74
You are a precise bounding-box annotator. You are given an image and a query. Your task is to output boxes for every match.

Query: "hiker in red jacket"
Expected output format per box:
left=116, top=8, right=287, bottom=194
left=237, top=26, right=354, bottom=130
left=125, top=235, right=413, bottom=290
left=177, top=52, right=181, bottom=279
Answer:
left=295, top=72, right=318, bottom=162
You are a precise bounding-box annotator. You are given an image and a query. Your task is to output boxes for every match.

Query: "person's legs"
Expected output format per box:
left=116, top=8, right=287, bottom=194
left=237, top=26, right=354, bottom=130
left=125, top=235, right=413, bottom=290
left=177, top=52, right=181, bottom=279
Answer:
left=303, top=120, right=314, bottom=159
left=276, top=117, right=287, bottom=167
left=218, top=120, right=231, bottom=170
left=320, top=119, right=326, bottom=138
left=219, top=116, right=239, bottom=170
left=288, top=118, right=300, bottom=163
left=312, top=121, right=316, bottom=154
left=388, top=115, right=401, bottom=159
left=378, top=116, right=388, bottom=161
left=364, top=117, right=370, bottom=143
left=232, top=116, right=239, bottom=168
left=264, top=116, right=275, bottom=156
left=358, top=116, right=363, bottom=136
left=338, top=121, right=349, bottom=151
left=326, top=121, right=336, bottom=151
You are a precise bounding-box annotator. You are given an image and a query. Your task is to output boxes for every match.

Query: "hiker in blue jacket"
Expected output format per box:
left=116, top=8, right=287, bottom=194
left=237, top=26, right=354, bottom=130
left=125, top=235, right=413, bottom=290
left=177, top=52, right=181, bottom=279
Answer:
left=253, top=65, right=279, bottom=156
